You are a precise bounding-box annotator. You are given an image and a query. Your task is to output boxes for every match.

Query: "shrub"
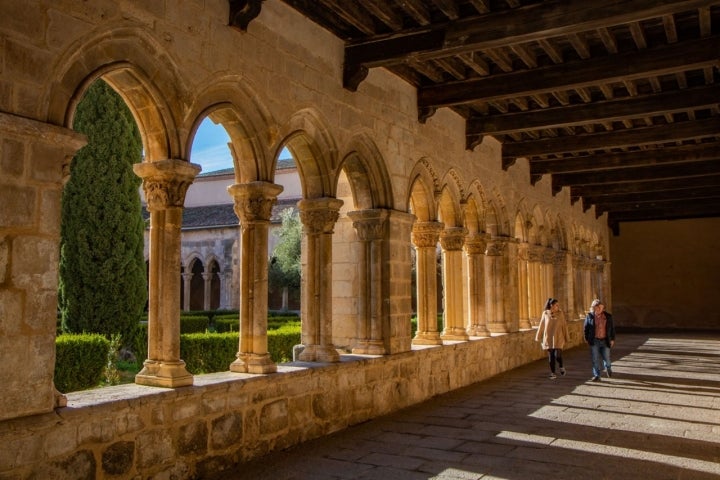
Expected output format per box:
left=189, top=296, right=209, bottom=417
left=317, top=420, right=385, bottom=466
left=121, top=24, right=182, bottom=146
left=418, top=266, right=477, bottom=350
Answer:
left=55, top=333, right=110, bottom=392
left=180, top=315, right=209, bottom=334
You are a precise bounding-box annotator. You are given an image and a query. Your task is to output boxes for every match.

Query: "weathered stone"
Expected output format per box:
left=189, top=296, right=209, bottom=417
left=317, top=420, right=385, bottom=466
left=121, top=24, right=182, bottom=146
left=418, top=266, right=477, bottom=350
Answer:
left=30, top=450, right=95, bottom=480
left=210, top=412, right=242, bottom=450
left=259, top=399, right=288, bottom=434
left=101, top=441, right=134, bottom=476
left=177, top=421, right=208, bottom=456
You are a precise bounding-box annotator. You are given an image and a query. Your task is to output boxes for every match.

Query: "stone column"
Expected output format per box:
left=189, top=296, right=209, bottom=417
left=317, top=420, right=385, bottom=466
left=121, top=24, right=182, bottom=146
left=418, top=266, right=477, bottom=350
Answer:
left=298, top=197, right=343, bottom=362
left=464, top=234, right=489, bottom=337
left=553, top=251, right=570, bottom=315
left=411, top=221, right=443, bottom=345
left=484, top=237, right=511, bottom=333
left=134, top=159, right=200, bottom=388
left=182, top=272, right=193, bottom=311
left=528, top=246, right=543, bottom=324
left=348, top=209, right=389, bottom=355
left=202, top=272, right=212, bottom=311
left=220, top=270, right=233, bottom=310
left=228, top=181, right=283, bottom=373
left=516, top=243, right=531, bottom=329
left=439, top=227, right=469, bottom=341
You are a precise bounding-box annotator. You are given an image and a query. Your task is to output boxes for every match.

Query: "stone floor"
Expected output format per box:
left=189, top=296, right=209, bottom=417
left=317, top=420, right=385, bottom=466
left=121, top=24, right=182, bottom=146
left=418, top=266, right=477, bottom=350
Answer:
left=211, top=332, right=720, bottom=480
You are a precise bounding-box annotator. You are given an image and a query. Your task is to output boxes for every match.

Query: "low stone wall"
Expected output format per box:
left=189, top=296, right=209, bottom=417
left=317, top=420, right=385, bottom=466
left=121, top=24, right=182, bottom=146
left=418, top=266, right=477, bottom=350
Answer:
left=0, top=321, right=584, bottom=479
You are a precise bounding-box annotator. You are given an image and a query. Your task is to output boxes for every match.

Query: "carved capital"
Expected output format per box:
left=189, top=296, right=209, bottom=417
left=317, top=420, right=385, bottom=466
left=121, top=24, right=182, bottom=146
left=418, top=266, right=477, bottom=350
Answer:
left=464, top=233, right=488, bottom=255
left=440, top=227, right=467, bottom=251
left=348, top=209, right=389, bottom=241
left=485, top=237, right=511, bottom=256
left=228, top=181, right=283, bottom=223
left=411, top=221, right=443, bottom=248
left=298, top=197, right=343, bottom=235
left=134, top=159, right=201, bottom=212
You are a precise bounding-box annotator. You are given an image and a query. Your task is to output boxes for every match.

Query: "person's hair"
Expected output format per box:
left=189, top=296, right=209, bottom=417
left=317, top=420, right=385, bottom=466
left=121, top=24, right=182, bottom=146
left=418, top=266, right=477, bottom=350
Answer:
left=544, top=297, right=558, bottom=311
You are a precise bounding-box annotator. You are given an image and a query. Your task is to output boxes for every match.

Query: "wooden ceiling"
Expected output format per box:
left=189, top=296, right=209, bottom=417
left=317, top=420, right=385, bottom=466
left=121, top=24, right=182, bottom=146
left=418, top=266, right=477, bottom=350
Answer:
left=258, top=0, right=719, bottom=234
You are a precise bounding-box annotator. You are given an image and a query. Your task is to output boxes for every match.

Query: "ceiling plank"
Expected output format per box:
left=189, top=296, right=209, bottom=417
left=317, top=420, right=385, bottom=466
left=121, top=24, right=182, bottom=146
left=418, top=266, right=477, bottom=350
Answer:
left=418, top=35, right=720, bottom=109
left=502, top=117, right=720, bottom=159
left=467, top=84, right=720, bottom=136
left=581, top=185, right=720, bottom=206
left=344, top=0, right=713, bottom=68
left=569, top=173, right=720, bottom=197
left=529, top=143, right=720, bottom=175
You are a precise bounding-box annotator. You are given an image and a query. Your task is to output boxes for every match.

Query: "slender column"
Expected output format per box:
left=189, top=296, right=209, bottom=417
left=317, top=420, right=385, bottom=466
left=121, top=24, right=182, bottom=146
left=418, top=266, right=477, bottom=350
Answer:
left=542, top=249, right=555, bottom=302
left=298, top=197, right=343, bottom=362
left=553, top=251, right=570, bottom=315
left=484, top=238, right=510, bottom=333
left=134, top=159, right=200, bottom=388
left=464, top=234, right=489, bottom=337
left=527, top=246, right=543, bottom=324
left=228, top=181, right=283, bottom=373
left=202, top=272, right=212, bottom=311
left=220, top=270, right=233, bottom=310
left=182, top=272, right=193, bottom=311
left=517, top=243, right=531, bottom=329
left=348, top=209, right=389, bottom=355
left=411, top=221, right=443, bottom=345
left=440, top=227, right=469, bottom=341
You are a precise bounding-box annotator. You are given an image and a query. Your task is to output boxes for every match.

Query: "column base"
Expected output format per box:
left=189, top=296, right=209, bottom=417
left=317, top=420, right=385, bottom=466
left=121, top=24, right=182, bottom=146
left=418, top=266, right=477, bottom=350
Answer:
left=135, top=360, right=193, bottom=388
left=519, top=318, right=533, bottom=329
left=441, top=328, right=469, bottom=341
left=230, top=353, right=277, bottom=374
left=467, top=325, right=491, bottom=337
left=412, top=332, right=443, bottom=345
left=298, top=344, right=340, bottom=362
left=486, top=322, right=509, bottom=334
left=352, top=340, right=386, bottom=355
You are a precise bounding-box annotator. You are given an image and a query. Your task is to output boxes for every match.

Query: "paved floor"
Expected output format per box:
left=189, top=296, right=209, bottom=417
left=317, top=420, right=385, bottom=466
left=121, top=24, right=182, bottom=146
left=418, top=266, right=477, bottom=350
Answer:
left=213, top=332, right=720, bottom=480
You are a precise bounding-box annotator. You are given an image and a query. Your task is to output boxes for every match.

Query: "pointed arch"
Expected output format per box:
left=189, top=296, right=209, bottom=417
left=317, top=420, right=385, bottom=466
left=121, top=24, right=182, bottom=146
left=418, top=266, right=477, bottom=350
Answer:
left=437, top=168, right=465, bottom=228
left=407, top=158, right=439, bottom=221
left=336, top=133, right=394, bottom=210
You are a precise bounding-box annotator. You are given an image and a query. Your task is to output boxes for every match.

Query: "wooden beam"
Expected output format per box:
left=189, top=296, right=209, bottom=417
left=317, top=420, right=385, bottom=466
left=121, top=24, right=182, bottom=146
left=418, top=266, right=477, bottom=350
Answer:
left=608, top=203, right=720, bottom=223
left=570, top=174, right=720, bottom=197
left=468, top=84, right=720, bottom=136
left=502, top=117, right=720, bottom=159
left=581, top=185, right=720, bottom=206
left=418, top=35, right=720, bottom=109
left=529, top=144, right=720, bottom=175
left=594, top=195, right=720, bottom=214
left=344, top=0, right=713, bottom=68
left=551, top=160, right=720, bottom=188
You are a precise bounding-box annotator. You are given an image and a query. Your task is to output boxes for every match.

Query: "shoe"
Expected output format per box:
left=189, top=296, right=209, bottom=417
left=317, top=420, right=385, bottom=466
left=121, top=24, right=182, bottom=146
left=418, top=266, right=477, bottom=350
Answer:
left=549, top=373, right=557, bottom=379
left=591, top=376, right=601, bottom=382
left=606, top=369, right=612, bottom=378
left=560, top=368, right=566, bottom=376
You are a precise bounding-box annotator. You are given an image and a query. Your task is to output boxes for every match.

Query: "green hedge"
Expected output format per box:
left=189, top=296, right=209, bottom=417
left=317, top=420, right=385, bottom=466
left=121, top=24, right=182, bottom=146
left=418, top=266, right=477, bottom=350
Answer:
left=180, top=327, right=301, bottom=374
left=54, top=333, right=110, bottom=392
left=180, top=315, right=209, bottom=333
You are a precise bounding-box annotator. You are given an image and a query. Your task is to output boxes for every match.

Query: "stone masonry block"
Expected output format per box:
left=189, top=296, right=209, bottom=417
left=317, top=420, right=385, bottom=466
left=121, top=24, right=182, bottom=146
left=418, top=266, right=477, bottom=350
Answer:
left=101, top=441, right=135, bottom=476
left=11, top=236, right=58, bottom=290
left=177, top=421, right=208, bottom=456
left=259, top=399, right=289, bottom=435
left=0, top=185, right=35, bottom=227
left=1, top=137, right=24, bottom=178
left=210, top=412, right=242, bottom=450
left=136, top=429, right=175, bottom=469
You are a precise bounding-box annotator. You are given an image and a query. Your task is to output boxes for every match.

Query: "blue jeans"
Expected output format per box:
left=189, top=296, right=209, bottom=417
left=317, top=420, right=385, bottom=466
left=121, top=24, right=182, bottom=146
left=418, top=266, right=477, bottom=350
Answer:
left=590, top=339, right=612, bottom=377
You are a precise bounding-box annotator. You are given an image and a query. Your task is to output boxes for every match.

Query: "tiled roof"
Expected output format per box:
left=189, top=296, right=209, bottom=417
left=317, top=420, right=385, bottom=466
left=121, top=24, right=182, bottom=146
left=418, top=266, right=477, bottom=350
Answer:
left=141, top=199, right=299, bottom=229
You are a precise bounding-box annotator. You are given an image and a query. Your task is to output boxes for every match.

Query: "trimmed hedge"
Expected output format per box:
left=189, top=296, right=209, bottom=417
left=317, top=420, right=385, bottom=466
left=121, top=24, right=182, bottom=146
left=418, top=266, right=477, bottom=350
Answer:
left=54, top=333, right=110, bottom=392
left=180, top=315, right=209, bottom=333
left=180, top=327, right=301, bottom=374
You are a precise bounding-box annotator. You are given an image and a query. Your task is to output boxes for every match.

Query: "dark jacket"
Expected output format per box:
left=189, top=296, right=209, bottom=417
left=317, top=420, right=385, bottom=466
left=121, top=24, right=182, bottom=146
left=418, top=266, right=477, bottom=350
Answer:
left=583, top=311, right=615, bottom=346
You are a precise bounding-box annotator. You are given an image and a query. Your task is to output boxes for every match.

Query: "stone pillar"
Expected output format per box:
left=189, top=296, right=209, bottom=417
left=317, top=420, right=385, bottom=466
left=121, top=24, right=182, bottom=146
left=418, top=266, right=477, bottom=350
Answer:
left=542, top=248, right=555, bottom=302
left=464, top=234, right=489, bottom=337
left=517, top=243, right=531, bottom=329
left=182, top=272, right=193, bottom=311
left=228, top=181, right=283, bottom=373
left=0, top=113, right=85, bottom=419
left=485, top=237, right=516, bottom=333
left=385, top=210, right=416, bottom=354
left=553, top=251, right=570, bottom=315
left=348, top=209, right=389, bottom=355
left=411, top=221, right=443, bottom=345
left=220, top=270, right=233, bottom=310
left=527, top=246, right=543, bottom=324
left=202, top=272, right=212, bottom=311
left=439, top=227, right=469, bottom=341
left=298, top=197, right=343, bottom=362
left=134, top=159, right=200, bottom=388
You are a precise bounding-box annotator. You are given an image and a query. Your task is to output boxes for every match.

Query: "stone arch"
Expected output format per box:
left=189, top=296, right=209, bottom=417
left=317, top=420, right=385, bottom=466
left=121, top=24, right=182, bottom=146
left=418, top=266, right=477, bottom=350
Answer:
left=185, top=77, right=277, bottom=183
left=437, top=169, right=464, bottom=228
left=464, top=180, right=489, bottom=236
left=335, top=133, right=394, bottom=210
left=407, top=158, right=439, bottom=221
left=531, top=205, right=548, bottom=246
left=276, top=108, right=338, bottom=199
left=488, top=187, right=511, bottom=237
left=46, top=25, right=189, bottom=163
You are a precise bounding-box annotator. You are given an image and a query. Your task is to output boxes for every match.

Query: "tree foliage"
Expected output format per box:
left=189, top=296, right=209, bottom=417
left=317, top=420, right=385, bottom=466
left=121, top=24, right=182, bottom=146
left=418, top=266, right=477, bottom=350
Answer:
left=58, top=79, right=147, bottom=347
left=268, top=208, right=302, bottom=290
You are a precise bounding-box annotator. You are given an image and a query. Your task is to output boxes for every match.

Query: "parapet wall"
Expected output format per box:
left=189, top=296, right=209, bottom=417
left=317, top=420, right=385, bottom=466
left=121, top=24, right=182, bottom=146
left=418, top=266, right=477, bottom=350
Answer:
left=0, top=322, right=584, bottom=479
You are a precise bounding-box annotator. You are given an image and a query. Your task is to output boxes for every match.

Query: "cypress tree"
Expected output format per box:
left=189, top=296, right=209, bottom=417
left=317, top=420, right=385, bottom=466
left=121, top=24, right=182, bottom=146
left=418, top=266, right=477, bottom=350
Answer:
left=58, top=79, right=147, bottom=348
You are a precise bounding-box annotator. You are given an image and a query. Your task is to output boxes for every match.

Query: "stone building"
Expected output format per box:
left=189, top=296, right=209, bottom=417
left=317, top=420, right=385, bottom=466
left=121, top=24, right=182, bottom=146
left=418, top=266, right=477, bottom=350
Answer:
left=1, top=1, right=716, bottom=478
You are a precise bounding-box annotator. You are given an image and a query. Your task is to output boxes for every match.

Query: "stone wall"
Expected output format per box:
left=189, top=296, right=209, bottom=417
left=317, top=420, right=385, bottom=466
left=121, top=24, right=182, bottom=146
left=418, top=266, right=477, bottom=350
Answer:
left=0, top=322, right=584, bottom=479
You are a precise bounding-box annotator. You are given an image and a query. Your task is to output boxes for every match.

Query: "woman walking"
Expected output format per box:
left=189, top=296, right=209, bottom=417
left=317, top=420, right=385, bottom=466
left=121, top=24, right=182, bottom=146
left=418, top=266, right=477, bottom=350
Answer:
left=535, top=298, right=569, bottom=379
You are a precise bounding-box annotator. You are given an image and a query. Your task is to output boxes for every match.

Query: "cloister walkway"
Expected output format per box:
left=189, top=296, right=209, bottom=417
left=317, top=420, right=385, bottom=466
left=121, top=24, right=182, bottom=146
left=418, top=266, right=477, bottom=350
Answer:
left=213, top=332, right=720, bottom=480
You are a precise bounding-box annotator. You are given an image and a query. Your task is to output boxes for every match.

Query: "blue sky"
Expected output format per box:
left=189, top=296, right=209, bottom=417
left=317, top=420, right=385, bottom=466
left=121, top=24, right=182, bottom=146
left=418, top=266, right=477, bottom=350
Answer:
left=191, top=117, right=292, bottom=173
